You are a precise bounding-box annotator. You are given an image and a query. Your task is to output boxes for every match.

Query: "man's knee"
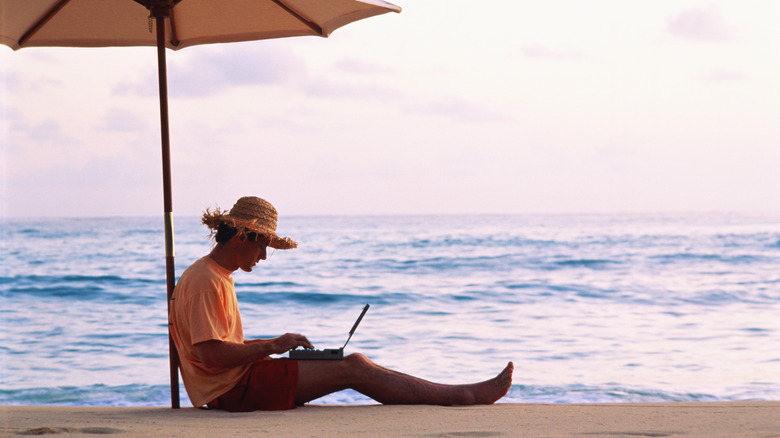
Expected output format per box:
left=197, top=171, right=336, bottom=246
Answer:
left=344, top=352, right=371, bottom=367
left=343, top=353, right=373, bottom=376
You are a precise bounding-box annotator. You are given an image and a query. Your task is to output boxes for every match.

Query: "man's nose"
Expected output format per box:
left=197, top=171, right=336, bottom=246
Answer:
left=259, top=247, right=267, bottom=260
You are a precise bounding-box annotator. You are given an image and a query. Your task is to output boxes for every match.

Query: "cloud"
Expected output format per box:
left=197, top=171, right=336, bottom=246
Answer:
left=404, top=96, right=509, bottom=123
left=9, top=118, right=72, bottom=145
left=302, top=78, right=401, bottom=100
left=667, top=5, right=734, bottom=42
left=113, top=44, right=308, bottom=98
left=2, top=106, right=23, bottom=124
left=1, top=70, right=21, bottom=91
left=336, top=57, right=393, bottom=75
left=521, top=45, right=586, bottom=61
left=97, top=108, right=150, bottom=132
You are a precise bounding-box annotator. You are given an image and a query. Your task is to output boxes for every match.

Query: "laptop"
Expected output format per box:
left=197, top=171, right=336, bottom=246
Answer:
left=288, top=304, right=370, bottom=360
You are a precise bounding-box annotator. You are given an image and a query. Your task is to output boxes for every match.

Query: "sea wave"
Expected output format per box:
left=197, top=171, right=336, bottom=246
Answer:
left=5, top=274, right=776, bottom=308
left=3, top=383, right=775, bottom=407
left=0, top=384, right=172, bottom=407
left=1, top=275, right=163, bottom=304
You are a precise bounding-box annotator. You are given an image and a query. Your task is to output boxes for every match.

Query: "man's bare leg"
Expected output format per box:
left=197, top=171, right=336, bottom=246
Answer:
left=295, top=353, right=513, bottom=406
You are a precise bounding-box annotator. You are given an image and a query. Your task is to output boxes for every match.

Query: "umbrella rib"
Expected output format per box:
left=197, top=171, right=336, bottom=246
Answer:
left=168, top=8, right=181, bottom=47
left=18, top=0, right=73, bottom=48
left=271, top=0, right=324, bottom=36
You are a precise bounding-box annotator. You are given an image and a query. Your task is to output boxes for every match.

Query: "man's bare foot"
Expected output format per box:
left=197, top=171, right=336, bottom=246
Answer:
left=467, top=361, right=514, bottom=405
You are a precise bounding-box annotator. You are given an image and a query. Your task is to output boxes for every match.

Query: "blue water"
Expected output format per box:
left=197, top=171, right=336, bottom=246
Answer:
left=1, top=213, right=779, bottom=406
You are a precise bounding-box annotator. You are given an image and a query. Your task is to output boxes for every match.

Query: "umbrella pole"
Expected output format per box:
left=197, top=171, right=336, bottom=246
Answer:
left=154, top=11, right=181, bottom=409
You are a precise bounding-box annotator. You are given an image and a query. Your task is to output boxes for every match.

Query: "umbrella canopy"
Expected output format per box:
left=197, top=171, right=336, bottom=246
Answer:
left=1, top=0, right=401, bottom=49
left=1, top=0, right=400, bottom=408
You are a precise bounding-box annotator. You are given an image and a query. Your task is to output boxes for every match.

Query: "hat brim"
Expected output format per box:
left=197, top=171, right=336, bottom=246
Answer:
left=202, top=208, right=297, bottom=250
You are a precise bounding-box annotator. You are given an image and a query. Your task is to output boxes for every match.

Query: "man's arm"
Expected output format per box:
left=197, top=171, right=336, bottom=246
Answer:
left=195, top=333, right=314, bottom=369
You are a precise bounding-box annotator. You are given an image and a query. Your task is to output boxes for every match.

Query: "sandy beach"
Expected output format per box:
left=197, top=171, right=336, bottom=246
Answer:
left=1, top=402, right=778, bottom=437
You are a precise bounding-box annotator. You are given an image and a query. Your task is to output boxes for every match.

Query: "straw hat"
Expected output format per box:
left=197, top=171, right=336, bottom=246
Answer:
left=202, top=196, right=297, bottom=249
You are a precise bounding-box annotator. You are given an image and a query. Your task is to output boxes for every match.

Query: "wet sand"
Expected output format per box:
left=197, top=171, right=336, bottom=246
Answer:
left=2, top=402, right=779, bottom=438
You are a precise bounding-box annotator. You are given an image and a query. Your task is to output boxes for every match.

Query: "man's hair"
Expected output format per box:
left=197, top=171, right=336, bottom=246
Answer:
left=215, top=222, right=261, bottom=243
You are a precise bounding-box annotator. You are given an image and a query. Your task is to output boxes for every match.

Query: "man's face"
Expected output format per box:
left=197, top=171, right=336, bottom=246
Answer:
left=237, top=234, right=271, bottom=273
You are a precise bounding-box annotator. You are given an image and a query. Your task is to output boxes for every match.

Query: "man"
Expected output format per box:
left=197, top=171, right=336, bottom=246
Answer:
left=170, top=196, right=513, bottom=411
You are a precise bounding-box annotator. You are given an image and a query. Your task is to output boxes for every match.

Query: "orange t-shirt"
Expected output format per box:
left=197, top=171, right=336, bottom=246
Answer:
left=169, top=256, right=251, bottom=407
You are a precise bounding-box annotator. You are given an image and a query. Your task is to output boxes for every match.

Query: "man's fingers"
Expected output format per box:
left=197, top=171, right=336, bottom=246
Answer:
left=297, top=335, right=314, bottom=349
left=286, top=333, right=314, bottom=349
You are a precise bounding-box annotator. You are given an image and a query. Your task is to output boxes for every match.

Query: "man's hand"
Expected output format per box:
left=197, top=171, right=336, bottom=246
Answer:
left=271, top=333, right=315, bottom=353
left=195, top=334, right=315, bottom=369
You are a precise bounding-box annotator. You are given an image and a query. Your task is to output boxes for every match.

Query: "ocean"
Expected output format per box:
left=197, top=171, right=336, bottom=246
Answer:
left=1, top=212, right=779, bottom=406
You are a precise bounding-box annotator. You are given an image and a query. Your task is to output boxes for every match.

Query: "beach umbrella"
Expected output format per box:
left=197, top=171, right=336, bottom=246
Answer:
left=0, top=0, right=401, bottom=408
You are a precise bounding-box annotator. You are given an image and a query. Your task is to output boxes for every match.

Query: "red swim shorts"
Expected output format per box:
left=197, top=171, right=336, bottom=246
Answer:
left=207, top=358, right=299, bottom=412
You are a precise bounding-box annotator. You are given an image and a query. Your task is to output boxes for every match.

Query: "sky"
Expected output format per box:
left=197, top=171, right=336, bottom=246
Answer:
left=2, top=0, right=779, bottom=218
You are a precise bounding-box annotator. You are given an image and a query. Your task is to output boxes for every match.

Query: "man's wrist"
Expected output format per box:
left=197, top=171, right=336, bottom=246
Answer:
left=259, top=339, right=276, bottom=358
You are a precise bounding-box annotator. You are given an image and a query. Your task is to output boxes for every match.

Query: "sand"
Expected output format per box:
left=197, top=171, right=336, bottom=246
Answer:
left=1, top=402, right=779, bottom=437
